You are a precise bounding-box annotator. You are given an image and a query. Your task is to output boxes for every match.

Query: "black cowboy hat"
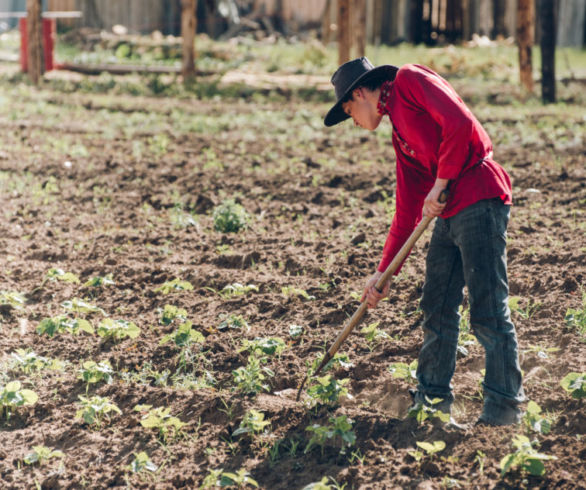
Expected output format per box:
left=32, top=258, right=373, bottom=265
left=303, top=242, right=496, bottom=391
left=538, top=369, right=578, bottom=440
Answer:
left=324, top=57, right=398, bottom=127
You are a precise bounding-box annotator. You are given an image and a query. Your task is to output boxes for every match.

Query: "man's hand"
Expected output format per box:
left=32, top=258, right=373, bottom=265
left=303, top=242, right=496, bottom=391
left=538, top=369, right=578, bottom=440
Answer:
left=361, top=271, right=390, bottom=309
left=423, top=178, right=449, bottom=217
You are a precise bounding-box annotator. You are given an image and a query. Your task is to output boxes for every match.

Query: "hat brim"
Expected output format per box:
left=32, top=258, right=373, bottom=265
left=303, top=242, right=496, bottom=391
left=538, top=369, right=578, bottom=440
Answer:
left=324, top=65, right=398, bottom=127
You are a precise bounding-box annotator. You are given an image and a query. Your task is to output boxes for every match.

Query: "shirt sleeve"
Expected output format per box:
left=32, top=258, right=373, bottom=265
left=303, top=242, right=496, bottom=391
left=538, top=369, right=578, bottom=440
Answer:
left=377, top=151, right=432, bottom=274
left=396, top=65, right=474, bottom=180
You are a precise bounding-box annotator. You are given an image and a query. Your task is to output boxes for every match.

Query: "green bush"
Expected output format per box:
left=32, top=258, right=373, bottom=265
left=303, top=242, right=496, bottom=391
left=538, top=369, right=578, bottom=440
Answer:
left=212, top=199, right=250, bottom=233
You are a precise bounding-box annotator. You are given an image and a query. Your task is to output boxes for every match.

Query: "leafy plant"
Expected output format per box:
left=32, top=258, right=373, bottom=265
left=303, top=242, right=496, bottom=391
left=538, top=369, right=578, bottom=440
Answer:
left=23, top=445, right=64, bottom=466
left=305, top=415, right=356, bottom=455
left=0, top=381, right=38, bottom=420
left=302, top=476, right=347, bottom=490
left=0, top=291, right=26, bottom=310
left=61, top=298, right=105, bottom=315
left=360, top=321, right=390, bottom=351
left=560, top=372, right=586, bottom=399
left=509, top=296, right=541, bottom=320
left=407, top=397, right=451, bottom=425
left=523, top=344, right=560, bottom=359
left=97, top=318, right=140, bottom=341
left=218, top=314, right=249, bottom=331
left=457, top=305, right=476, bottom=356
left=128, top=451, right=157, bottom=474
left=388, top=359, right=418, bottom=383
left=289, top=324, right=304, bottom=339
left=46, top=268, right=80, bottom=284
left=238, top=337, right=286, bottom=357
left=153, top=278, right=194, bottom=294
left=212, top=199, right=250, bottom=233
left=232, top=355, right=274, bottom=395
left=306, top=374, right=350, bottom=407
left=159, top=304, right=188, bottom=326
left=233, top=409, right=271, bottom=438
left=201, top=467, right=259, bottom=488
left=78, top=360, right=114, bottom=392
left=134, top=404, right=186, bottom=443
left=565, top=291, right=586, bottom=336
left=215, top=283, right=258, bottom=299
left=160, top=321, right=204, bottom=347
left=75, top=395, right=121, bottom=428
left=36, top=315, right=94, bottom=337
left=10, top=349, right=65, bottom=374
left=409, top=440, right=446, bottom=462
left=500, top=434, right=557, bottom=477
left=522, top=401, right=552, bottom=435
left=310, top=353, right=353, bottom=374
left=281, top=286, right=315, bottom=300
left=84, top=274, right=115, bottom=288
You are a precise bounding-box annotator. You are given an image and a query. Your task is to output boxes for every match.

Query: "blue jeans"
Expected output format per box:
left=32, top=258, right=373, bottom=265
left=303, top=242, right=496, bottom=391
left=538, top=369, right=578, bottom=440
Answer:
left=415, top=199, right=525, bottom=424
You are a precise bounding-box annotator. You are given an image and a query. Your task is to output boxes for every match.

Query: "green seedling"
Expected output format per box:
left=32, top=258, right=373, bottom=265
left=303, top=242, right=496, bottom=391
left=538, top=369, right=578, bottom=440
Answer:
left=281, top=286, right=316, bottom=300
left=78, top=360, right=114, bottom=392
left=84, top=274, right=115, bottom=288
left=407, top=397, right=451, bottom=425
left=169, top=206, right=198, bottom=229
left=120, top=362, right=170, bottom=387
left=500, top=434, right=557, bottom=477
left=153, top=278, right=194, bottom=294
left=201, top=467, right=259, bottom=489
left=457, top=305, right=476, bottom=356
left=24, top=445, right=64, bottom=466
left=305, top=415, right=356, bottom=456
left=61, top=297, right=105, bottom=315
left=409, top=440, right=446, bottom=462
left=523, top=344, right=560, bottom=359
left=218, top=314, right=249, bottom=331
left=565, top=291, right=586, bottom=336
left=75, top=395, right=121, bottom=428
left=97, top=318, right=140, bottom=341
left=233, top=409, right=271, bottom=438
left=212, top=199, right=250, bottom=233
left=10, top=349, right=65, bottom=374
left=0, top=381, right=38, bottom=420
left=306, top=375, right=350, bottom=408
left=522, top=401, right=552, bottom=435
left=289, top=324, right=304, bottom=339
left=0, top=291, right=26, bottom=310
left=560, top=372, right=586, bottom=399
left=213, top=283, right=258, bottom=299
left=388, top=359, right=418, bottom=383
left=36, top=315, right=94, bottom=337
left=134, top=405, right=185, bottom=443
left=302, top=476, right=347, bottom=490
left=45, top=268, right=80, bottom=284
left=508, top=296, right=541, bottom=319
left=475, top=450, right=487, bottom=475
left=238, top=337, right=286, bottom=357
left=128, top=451, right=157, bottom=474
left=360, top=321, right=390, bottom=351
left=159, top=304, right=188, bottom=326
left=160, top=321, right=204, bottom=347
left=309, top=353, right=353, bottom=374
left=232, top=355, right=274, bottom=396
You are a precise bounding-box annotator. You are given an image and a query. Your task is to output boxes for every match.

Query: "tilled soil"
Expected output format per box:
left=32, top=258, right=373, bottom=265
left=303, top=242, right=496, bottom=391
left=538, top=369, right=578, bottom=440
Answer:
left=0, top=84, right=585, bottom=489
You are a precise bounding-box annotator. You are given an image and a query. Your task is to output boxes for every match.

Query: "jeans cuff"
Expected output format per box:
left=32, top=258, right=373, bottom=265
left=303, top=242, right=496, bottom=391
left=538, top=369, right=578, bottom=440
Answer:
left=480, top=398, right=522, bottom=425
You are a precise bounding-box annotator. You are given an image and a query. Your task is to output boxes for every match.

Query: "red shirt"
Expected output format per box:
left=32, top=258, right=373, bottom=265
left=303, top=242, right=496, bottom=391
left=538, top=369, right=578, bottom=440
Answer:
left=376, top=64, right=512, bottom=273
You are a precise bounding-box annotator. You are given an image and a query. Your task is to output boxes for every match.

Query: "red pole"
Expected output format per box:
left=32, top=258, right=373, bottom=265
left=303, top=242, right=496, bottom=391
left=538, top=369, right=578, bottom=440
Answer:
left=19, top=18, right=28, bottom=72
left=42, top=18, right=55, bottom=71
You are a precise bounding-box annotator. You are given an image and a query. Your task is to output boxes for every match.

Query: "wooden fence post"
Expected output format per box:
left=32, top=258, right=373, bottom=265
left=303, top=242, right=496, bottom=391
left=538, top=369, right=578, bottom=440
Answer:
left=338, top=0, right=351, bottom=65
left=181, top=0, right=197, bottom=82
left=26, top=0, right=43, bottom=85
left=354, top=0, right=366, bottom=57
left=538, top=0, right=556, bottom=103
left=517, top=0, right=534, bottom=93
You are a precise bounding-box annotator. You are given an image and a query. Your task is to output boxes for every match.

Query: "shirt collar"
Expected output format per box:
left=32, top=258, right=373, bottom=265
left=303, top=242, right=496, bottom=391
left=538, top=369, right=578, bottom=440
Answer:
left=377, top=79, right=394, bottom=115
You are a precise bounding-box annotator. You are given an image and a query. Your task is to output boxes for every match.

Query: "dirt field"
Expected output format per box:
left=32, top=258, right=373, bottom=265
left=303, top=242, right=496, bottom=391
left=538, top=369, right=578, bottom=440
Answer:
left=0, top=70, right=585, bottom=489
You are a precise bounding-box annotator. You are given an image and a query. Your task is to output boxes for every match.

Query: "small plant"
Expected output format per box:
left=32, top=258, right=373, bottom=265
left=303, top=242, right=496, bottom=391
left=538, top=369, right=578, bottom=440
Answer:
left=565, top=291, right=586, bottom=336
left=10, top=349, right=65, bottom=374
left=212, top=199, right=250, bottom=233
left=36, top=315, right=94, bottom=337
left=238, top=337, right=286, bottom=357
left=0, top=290, right=26, bottom=310
left=233, top=409, right=271, bottom=438
left=306, top=374, right=350, bottom=407
left=75, top=395, right=121, bottom=428
left=23, top=445, right=64, bottom=466
left=457, top=305, right=476, bottom=356
left=61, top=297, right=105, bottom=315
left=134, top=404, right=186, bottom=443
left=97, top=318, right=140, bottom=341
left=45, top=268, right=80, bottom=284
left=560, top=372, right=586, bottom=399
left=201, top=467, right=258, bottom=488
left=360, top=321, right=390, bottom=351
left=408, top=440, right=446, bottom=462
left=522, top=401, right=552, bottom=435
left=128, top=451, right=157, bottom=474
left=523, top=344, right=560, bottom=359
left=310, top=353, right=353, bottom=374
left=160, top=321, right=204, bottom=348
left=232, top=355, right=274, bottom=396
left=159, top=304, right=188, bottom=326
left=500, top=434, right=557, bottom=477
left=303, top=476, right=347, bottom=490
left=281, top=286, right=315, bottom=300
left=407, top=397, right=451, bottom=425
left=84, top=274, right=115, bottom=288
left=153, top=278, right=194, bottom=294
left=218, top=314, right=249, bottom=331
left=305, top=415, right=356, bottom=456
left=475, top=450, right=486, bottom=475
left=214, top=283, right=258, bottom=299
left=388, top=359, right=418, bottom=383
left=0, top=381, right=38, bottom=420
left=78, top=360, right=114, bottom=392
left=508, top=296, right=541, bottom=320
left=289, top=324, right=304, bottom=339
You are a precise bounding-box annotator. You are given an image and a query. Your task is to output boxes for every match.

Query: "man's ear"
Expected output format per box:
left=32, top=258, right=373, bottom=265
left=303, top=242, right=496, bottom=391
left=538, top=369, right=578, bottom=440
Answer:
left=353, top=87, right=365, bottom=99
